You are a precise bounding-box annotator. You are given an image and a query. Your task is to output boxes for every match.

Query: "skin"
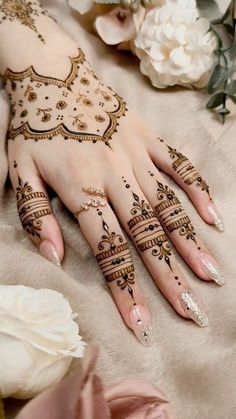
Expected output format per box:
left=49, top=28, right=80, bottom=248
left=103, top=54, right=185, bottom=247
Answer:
left=0, top=0, right=224, bottom=339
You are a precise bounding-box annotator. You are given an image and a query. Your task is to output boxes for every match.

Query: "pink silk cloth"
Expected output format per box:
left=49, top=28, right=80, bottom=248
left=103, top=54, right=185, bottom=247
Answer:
left=16, top=346, right=174, bottom=419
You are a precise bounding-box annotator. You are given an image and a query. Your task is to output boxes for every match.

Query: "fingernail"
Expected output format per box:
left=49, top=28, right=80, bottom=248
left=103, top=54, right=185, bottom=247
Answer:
left=180, top=291, right=209, bottom=328
left=39, top=239, right=61, bottom=268
left=129, top=304, right=153, bottom=347
left=207, top=203, right=224, bottom=232
left=199, top=251, right=225, bottom=286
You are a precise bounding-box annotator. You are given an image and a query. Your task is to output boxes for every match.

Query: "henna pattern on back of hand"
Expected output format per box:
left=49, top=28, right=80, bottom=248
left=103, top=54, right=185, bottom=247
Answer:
left=96, top=219, right=135, bottom=300
left=3, top=49, right=127, bottom=147
left=0, top=0, right=49, bottom=44
left=14, top=162, right=51, bottom=238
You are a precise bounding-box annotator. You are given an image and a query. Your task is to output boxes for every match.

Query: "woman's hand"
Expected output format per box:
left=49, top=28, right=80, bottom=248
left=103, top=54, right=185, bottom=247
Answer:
left=4, top=45, right=225, bottom=346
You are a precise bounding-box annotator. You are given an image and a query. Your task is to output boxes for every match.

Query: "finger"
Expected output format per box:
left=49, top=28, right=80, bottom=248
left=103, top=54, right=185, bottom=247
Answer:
left=147, top=137, right=224, bottom=232
left=135, top=162, right=225, bottom=286
left=107, top=171, right=209, bottom=328
left=56, top=182, right=153, bottom=347
left=9, top=158, right=64, bottom=267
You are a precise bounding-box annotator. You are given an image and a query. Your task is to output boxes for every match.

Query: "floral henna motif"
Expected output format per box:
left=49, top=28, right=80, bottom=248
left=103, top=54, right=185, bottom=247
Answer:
left=3, top=48, right=127, bottom=146
left=153, top=179, right=197, bottom=243
left=14, top=162, right=51, bottom=238
left=122, top=178, right=173, bottom=270
left=167, top=145, right=210, bottom=195
left=0, top=0, right=48, bottom=43
left=96, top=220, right=135, bottom=299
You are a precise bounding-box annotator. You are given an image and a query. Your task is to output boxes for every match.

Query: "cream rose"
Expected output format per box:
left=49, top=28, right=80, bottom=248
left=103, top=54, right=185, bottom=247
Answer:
left=135, top=0, right=217, bottom=88
left=0, top=285, right=85, bottom=399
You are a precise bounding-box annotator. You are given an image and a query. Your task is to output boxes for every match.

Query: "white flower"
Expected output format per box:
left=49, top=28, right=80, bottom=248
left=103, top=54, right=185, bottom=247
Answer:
left=0, top=285, right=86, bottom=399
left=68, top=0, right=94, bottom=14
left=94, top=6, right=145, bottom=46
left=135, top=0, right=217, bottom=88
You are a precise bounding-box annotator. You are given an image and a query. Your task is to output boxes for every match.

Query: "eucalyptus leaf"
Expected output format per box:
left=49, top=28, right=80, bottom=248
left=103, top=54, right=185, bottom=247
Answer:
left=229, top=94, right=236, bottom=103
left=208, top=64, right=226, bottom=93
left=226, top=79, right=236, bottom=94
left=206, top=92, right=225, bottom=108
left=197, top=0, right=220, bottom=19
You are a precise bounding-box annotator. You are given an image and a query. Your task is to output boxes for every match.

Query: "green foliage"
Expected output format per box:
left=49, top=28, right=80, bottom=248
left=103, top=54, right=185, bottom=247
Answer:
left=205, top=1, right=236, bottom=123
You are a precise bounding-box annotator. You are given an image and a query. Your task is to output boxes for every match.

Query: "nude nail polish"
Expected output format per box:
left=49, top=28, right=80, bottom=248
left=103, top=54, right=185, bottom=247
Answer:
left=129, top=304, right=153, bottom=347
left=199, top=251, right=225, bottom=286
left=180, top=291, right=209, bottom=328
left=207, top=203, right=224, bottom=232
left=39, top=239, right=61, bottom=268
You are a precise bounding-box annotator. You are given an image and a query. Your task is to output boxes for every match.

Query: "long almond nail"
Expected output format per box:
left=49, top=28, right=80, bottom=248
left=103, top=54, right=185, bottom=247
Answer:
left=207, top=203, right=224, bottom=232
left=129, top=304, right=153, bottom=347
left=39, top=239, right=61, bottom=268
left=199, top=251, right=225, bottom=286
left=180, top=291, right=209, bottom=327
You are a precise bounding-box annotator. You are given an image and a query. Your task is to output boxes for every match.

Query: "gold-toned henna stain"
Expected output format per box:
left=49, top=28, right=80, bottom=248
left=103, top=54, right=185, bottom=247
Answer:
left=96, top=220, right=135, bottom=299
left=15, top=165, right=51, bottom=238
left=167, top=145, right=210, bottom=195
left=0, top=0, right=47, bottom=44
left=153, top=179, right=197, bottom=244
left=122, top=178, right=172, bottom=270
left=3, top=49, right=127, bottom=146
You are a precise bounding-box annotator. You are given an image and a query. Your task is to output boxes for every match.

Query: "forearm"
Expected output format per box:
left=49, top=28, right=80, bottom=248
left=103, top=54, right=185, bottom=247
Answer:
left=0, top=0, right=78, bottom=76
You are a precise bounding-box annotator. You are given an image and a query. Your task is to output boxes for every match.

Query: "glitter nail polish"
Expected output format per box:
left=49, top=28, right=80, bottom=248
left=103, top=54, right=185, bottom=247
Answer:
left=180, top=291, right=209, bottom=328
left=207, top=204, right=224, bottom=232
left=199, top=252, right=225, bottom=286
left=129, top=304, right=153, bottom=347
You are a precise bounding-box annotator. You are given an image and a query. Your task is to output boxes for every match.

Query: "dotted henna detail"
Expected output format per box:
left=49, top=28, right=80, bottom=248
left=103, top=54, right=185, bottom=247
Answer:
left=3, top=48, right=127, bottom=147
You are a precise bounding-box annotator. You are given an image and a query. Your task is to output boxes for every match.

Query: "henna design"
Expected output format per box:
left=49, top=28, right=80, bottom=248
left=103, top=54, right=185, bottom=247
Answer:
left=153, top=179, right=197, bottom=243
left=121, top=178, right=172, bottom=270
left=167, top=145, right=210, bottom=195
left=15, top=164, right=51, bottom=238
left=96, top=220, right=135, bottom=299
left=0, top=0, right=48, bottom=44
left=3, top=49, right=127, bottom=146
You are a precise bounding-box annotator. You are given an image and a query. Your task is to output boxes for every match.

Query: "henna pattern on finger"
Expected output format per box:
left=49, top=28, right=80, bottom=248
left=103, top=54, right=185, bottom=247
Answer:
left=0, top=0, right=49, bottom=44
left=3, top=49, right=127, bottom=146
left=151, top=177, right=197, bottom=244
left=14, top=162, right=51, bottom=237
left=166, top=145, right=210, bottom=195
left=122, top=178, right=173, bottom=270
left=96, top=219, right=136, bottom=299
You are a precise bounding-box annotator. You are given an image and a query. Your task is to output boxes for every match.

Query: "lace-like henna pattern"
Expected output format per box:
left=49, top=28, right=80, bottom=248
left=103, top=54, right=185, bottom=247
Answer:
left=96, top=220, right=135, bottom=299
left=167, top=145, right=210, bottom=195
left=14, top=163, right=51, bottom=237
left=0, top=0, right=49, bottom=44
left=122, top=178, right=172, bottom=270
left=153, top=179, right=197, bottom=243
left=3, top=49, right=127, bottom=147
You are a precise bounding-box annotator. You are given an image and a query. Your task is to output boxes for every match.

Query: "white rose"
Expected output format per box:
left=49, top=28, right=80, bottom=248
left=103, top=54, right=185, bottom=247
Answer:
left=0, top=285, right=86, bottom=399
left=135, top=0, right=217, bottom=88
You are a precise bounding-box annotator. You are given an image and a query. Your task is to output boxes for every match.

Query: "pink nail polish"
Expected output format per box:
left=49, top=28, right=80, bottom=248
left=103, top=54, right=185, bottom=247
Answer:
left=129, top=305, right=153, bottom=347
left=39, top=239, right=61, bottom=268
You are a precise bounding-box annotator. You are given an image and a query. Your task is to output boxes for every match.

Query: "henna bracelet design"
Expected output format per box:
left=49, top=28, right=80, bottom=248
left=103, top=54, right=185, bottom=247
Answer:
left=15, top=164, right=51, bottom=237
left=167, top=145, right=210, bottom=195
left=154, top=180, right=197, bottom=243
left=96, top=220, right=135, bottom=299
left=3, top=49, right=127, bottom=146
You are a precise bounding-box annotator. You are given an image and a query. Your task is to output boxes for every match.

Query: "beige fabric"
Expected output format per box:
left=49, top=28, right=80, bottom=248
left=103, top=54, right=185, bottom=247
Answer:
left=1, top=0, right=235, bottom=417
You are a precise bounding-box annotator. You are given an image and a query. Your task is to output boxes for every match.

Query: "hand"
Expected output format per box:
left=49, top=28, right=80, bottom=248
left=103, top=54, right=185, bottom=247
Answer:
left=5, top=47, right=225, bottom=346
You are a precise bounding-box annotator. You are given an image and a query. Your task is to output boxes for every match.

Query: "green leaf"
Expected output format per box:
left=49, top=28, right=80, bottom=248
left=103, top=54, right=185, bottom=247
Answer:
left=229, top=95, right=236, bottom=103
left=226, top=80, right=236, bottom=95
left=206, top=92, right=225, bottom=109
left=197, top=0, right=220, bottom=19
left=208, top=64, right=226, bottom=93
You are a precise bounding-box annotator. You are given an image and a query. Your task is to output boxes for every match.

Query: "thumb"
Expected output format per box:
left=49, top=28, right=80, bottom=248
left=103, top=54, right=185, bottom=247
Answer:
left=9, top=159, right=64, bottom=268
